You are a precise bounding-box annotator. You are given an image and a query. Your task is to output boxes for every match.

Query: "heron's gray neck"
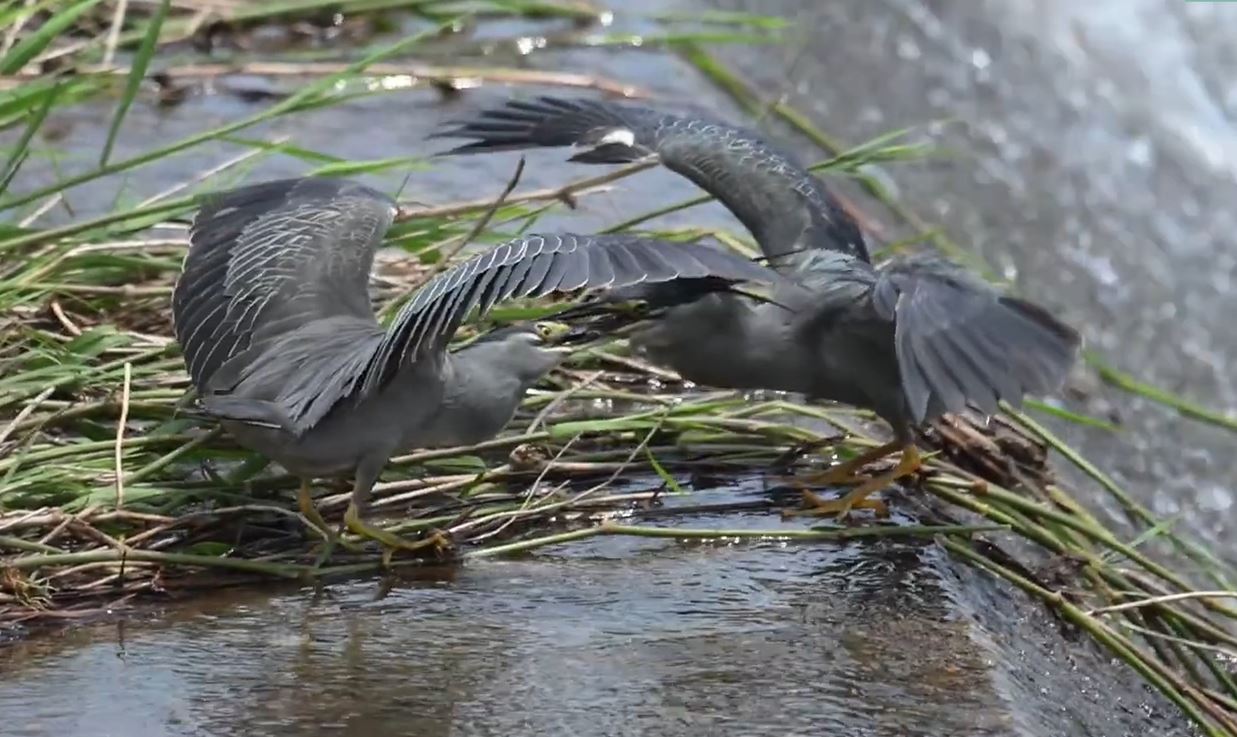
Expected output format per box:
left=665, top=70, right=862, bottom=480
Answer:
left=427, top=341, right=559, bottom=447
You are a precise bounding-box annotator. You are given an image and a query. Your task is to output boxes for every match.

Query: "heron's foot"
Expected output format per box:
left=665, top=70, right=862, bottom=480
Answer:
left=783, top=488, right=890, bottom=519
left=774, top=465, right=868, bottom=489
left=782, top=445, right=922, bottom=520
left=773, top=439, right=903, bottom=489
left=343, top=504, right=453, bottom=567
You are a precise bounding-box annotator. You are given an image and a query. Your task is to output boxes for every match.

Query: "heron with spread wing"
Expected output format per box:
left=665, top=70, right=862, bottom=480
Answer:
left=434, top=96, right=1081, bottom=517
left=171, top=176, right=781, bottom=559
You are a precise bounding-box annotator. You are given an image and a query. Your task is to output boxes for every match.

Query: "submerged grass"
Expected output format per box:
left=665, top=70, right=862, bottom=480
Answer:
left=0, top=3, right=1234, bottom=734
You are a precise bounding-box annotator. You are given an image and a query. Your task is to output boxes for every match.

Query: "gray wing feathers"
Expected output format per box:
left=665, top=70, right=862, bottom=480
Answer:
left=175, top=179, right=778, bottom=436
left=802, top=251, right=1079, bottom=425
left=172, top=177, right=397, bottom=389
left=886, top=260, right=1080, bottom=424
left=434, top=96, right=869, bottom=262
left=207, top=317, right=387, bottom=434
left=358, top=233, right=778, bottom=396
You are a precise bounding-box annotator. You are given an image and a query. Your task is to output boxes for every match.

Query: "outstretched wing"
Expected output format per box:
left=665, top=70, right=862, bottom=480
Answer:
left=171, top=177, right=396, bottom=388
left=355, top=232, right=781, bottom=396
left=176, top=180, right=778, bottom=437
left=433, top=96, right=868, bottom=263
left=800, top=251, right=1080, bottom=424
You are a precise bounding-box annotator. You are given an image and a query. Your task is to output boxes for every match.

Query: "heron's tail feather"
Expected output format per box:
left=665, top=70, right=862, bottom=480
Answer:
left=198, top=395, right=294, bottom=431
left=886, top=269, right=1081, bottom=425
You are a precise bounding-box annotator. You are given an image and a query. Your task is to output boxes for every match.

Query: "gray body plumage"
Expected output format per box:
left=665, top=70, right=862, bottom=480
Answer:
left=436, top=97, right=1081, bottom=438
left=637, top=251, right=1078, bottom=442
left=171, top=176, right=779, bottom=492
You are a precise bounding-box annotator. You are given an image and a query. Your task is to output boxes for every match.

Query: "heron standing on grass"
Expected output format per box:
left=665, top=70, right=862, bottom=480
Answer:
left=434, top=96, right=1081, bottom=517
left=171, top=176, right=781, bottom=560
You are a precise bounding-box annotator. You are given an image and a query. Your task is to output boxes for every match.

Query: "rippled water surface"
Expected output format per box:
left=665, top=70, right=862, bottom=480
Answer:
left=0, top=481, right=1192, bottom=737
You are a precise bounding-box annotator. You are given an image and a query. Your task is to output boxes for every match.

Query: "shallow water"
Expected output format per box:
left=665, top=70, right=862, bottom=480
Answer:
left=0, top=479, right=1191, bottom=737
left=5, top=0, right=1235, bottom=733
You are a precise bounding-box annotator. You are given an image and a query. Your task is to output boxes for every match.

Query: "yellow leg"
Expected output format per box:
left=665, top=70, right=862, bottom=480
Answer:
left=343, top=502, right=452, bottom=567
left=776, top=440, right=903, bottom=487
left=297, top=481, right=363, bottom=564
left=784, top=445, right=922, bottom=519
left=297, top=480, right=334, bottom=540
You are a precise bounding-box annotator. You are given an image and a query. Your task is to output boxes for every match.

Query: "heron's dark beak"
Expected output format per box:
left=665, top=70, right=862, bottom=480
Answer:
left=557, top=322, right=606, bottom=347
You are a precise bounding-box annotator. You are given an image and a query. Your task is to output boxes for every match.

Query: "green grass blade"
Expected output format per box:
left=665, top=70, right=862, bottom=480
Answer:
left=226, top=0, right=442, bottom=24
left=0, top=15, right=465, bottom=213
left=0, top=75, right=95, bottom=129
left=647, top=10, right=789, bottom=29
left=0, top=78, right=59, bottom=194
left=483, top=0, right=599, bottom=20
left=1024, top=398, right=1121, bottom=432
left=1086, top=351, right=1237, bottom=434
left=99, top=0, right=170, bottom=167
left=645, top=447, right=686, bottom=494
left=0, top=197, right=195, bottom=254
left=308, top=155, right=430, bottom=178
left=0, top=0, right=103, bottom=75
left=220, top=135, right=344, bottom=165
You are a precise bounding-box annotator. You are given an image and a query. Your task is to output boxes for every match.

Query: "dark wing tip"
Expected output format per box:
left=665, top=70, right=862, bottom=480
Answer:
left=999, top=295, right=1083, bottom=350
left=427, top=95, right=647, bottom=158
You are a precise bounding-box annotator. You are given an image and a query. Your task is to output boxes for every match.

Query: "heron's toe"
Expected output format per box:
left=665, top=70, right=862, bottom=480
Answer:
left=782, top=488, right=889, bottom=520
left=343, top=504, right=453, bottom=565
left=773, top=466, right=868, bottom=489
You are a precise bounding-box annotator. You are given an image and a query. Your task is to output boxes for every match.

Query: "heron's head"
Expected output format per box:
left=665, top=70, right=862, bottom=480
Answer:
left=495, top=320, right=580, bottom=348
left=528, top=319, right=576, bottom=349
left=463, top=320, right=578, bottom=385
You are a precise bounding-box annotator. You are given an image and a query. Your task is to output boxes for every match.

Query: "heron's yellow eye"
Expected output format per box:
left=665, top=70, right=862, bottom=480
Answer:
left=531, top=321, right=569, bottom=344
left=526, top=321, right=556, bottom=341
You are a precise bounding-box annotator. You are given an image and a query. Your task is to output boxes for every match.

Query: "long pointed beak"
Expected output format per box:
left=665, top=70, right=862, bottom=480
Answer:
left=559, top=322, right=604, bottom=345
